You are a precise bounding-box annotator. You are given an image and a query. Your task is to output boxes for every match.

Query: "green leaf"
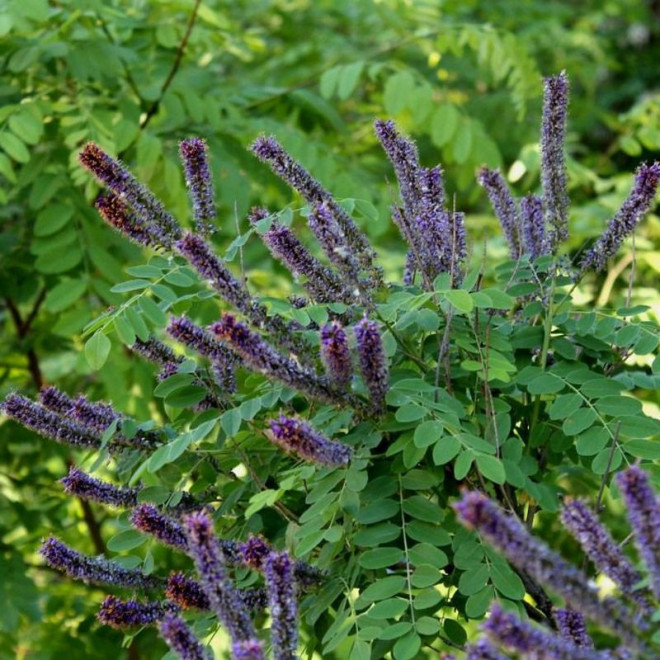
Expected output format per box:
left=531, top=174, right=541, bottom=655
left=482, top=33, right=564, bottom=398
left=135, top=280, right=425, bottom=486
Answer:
left=44, top=278, right=87, bottom=313
left=580, top=378, right=625, bottom=398
left=414, top=420, right=443, bottom=448
left=111, top=279, right=151, bottom=293
left=576, top=428, right=609, bottom=456
left=475, top=455, right=506, bottom=484
left=114, top=314, right=136, bottom=345
left=107, top=530, right=145, bottom=552
left=432, top=436, right=461, bottom=465
left=359, top=547, right=404, bottom=569
left=35, top=246, right=82, bottom=274
left=395, top=403, right=427, bottom=423
left=400, top=469, right=438, bottom=491
left=442, top=289, right=474, bottom=314
left=408, top=543, right=448, bottom=568
left=402, top=496, right=444, bottom=523
left=410, top=565, right=442, bottom=588
left=490, top=563, right=525, bottom=599
left=527, top=373, right=564, bottom=395
left=465, top=585, right=495, bottom=618
left=34, top=204, right=74, bottom=237
left=383, top=70, right=415, bottom=114
left=562, top=408, right=598, bottom=436
left=355, top=499, right=399, bottom=524
left=320, top=65, right=342, bottom=98
left=454, top=450, right=474, bottom=479
left=0, top=131, right=30, bottom=162
left=139, top=296, right=167, bottom=326
left=458, top=563, right=489, bottom=596
left=378, top=622, right=413, bottom=640
left=9, top=111, right=43, bottom=144
left=452, top=117, right=473, bottom=164
left=443, top=619, right=467, bottom=646
left=413, top=589, right=442, bottom=610
left=368, top=598, right=408, bottom=619
left=392, top=631, right=421, bottom=660
left=337, top=61, right=364, bottom=100
left=548, top=393, right=582, bottom=420
left=623, top=439, right=660, bottom=460
left=354, top=523, right=401, bottom=547
left=164, top=385, right=207, bottom=408
left=359, top=576, right=406, bottom=603
left=85, top=331, right=111, bottom=370
left=430, top=103, right=459, bottom=147
left=221, top=408, right=242, bottom=437
left=595, top=396, right=642, bottom=417
left=592, top=446, right=622, bottom=475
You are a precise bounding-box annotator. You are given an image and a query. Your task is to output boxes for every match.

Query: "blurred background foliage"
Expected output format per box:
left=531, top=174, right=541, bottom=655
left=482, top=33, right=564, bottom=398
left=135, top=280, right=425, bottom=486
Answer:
left=1, top=0, right=659, bottom=657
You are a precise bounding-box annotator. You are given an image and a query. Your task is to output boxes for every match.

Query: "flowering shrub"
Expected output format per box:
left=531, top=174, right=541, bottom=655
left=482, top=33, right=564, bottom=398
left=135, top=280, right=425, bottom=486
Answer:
left=2, top=72, right=660, bottom=659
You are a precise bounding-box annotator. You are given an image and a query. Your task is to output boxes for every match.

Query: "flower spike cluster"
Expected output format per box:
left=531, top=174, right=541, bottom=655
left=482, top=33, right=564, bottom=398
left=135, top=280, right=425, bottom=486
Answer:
left=354, top=317, right=389, bottom=415
left=98, top=596, right=172, bottom=628
left=159, top=612, right=211, bottom=660
left=265, top=551, right=298, bottom=660
left=320, top=321, right=352, bottom=390
left=60, top=467, right=139, bottom=508
left=179, top=137, right=216, bottom=236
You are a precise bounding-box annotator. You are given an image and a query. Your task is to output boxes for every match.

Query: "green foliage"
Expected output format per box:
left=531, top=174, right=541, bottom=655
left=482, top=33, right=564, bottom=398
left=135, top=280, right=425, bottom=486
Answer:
left=2, top=1, right=660, bottom=658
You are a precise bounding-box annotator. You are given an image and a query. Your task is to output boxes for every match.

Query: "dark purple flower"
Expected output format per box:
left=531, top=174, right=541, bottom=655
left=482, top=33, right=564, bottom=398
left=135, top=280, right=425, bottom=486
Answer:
left=70, top=395, right=121, bottom=435
left=465, top=638, right=508, bottom=660
left=354, top=318, right=389, bottom=414
left=541, top=72, right=570, bottom=248
left=251, top=136, right=376, bottom=278
left=159, top=612, right=211, bottom=660
left=520, top=193, right=547, bottom=260
left=267, top=415, right=352, bottom=467
left=254, top=216, right=346, bottom=304
left=453, top=491, right=640, bottom=646
left=561, top=499, right=645, bottom=602
left=3, top=393, right=101, bottom=450
left=179, top=138, right=216, bottom=235
left=211, top=315, right=347, bottom=407
left=39, top=386, right=75, bottom=415
left=175, top=232, right=253, bottom=314
left=616, top=465, right=660, bottom=599
left=80, top=143, right=181, bottom=246
left=483, top=603, right=600, bottom=660
left=232, top=640, right=266, bottom=660
left=60, top=467, right=139, bottom=508
left=95, top=193, right=154, bottom=246
left=239, top=588, right=268, bottom=613
left=131, top=337, right=184, bottom=367
left=183, top=511, right=257, bottom=643
left=239, top=536, right=271, bottom=571
left=477, top=167, right=521, bottom=259
left=320, top=321, right=352, bottom=390
left=40, top=537, right=162, bottom=590
left=166, top=573, right=211, bottom=610
left=131, top=504, right=188, bottom=551
left=98, top=595, right=171, bottom=628
left=159, top=362, right=180, bottom=381
left=554, top=609, right=593, bottom=648
left=580, top=163, right=660, bottom=272
left=265, top=551, right=298, bottom=660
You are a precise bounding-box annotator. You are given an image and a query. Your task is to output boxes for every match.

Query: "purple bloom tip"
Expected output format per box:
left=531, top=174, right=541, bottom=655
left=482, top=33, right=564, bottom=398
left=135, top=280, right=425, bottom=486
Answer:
left=98, top=595, right=169, bottom=628
left=159, top=612, right=210, bottom=660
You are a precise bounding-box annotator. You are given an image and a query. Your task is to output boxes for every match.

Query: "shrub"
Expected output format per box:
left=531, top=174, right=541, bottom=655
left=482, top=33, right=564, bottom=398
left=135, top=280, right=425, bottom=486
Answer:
left=3, top=72, right=660, bottom=659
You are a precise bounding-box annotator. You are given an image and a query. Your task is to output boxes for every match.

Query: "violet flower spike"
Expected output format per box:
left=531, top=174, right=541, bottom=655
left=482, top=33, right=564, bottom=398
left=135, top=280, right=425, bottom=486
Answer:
left=131, top=504, right=188, bottom=551
left=60, top=467, right=139, bottom=508
left=232, top=640, right=267, bottom=660
left=79, top=143, right=181, bottom=246
left=183, top=511, right=258, bottom=644
left=477, top=167, right=521, bottom=259
left=159, top=612, right=211, bottom=660
left=483, top=603, right=602, bottom=660
left=239, top=535, right=271, bottom=571
left=40, top=536, right=162, bottom=590
left=453, top=490, right=643, bottom=647
left=560, top=499, right=645, bottom=602
left=616, top=465, right=660, bottom=599
left=267, top=415, right=352, bottom=467
left=554, top=609, right=594, bottom=649
left=251, top=135, right=376, bottom=277
left=179, top=138, right=216, bottom=236
left=580, top=162, right=660, bottom=272
left=354, top=318, right=389, bottom=414
left=98, top=595, right=172, bottom=628
left=95, top=193, right=155, bottom=246
left=39, top=385, right=75, bottom=415
left=320, top=321, right=352, bottom=390
left=166, top=573, right=211, bottom=611
left=131, top=336, right=184, bottom=367
left=520, top=193, right=547, bottom=260
left=464, top=638, right=509, bottom=660
left=540, top=71, right=570, bottom=247
left=265, top=551, right=298, bottom=660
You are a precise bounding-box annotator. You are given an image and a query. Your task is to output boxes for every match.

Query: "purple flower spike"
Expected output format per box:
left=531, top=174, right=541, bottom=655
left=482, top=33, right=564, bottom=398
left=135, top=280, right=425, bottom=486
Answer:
left=80, top=143, right=181, bottom=246
left=477, top=167, right=521, bottom=259
left=183, top=511, right=257, bottom=643
left=520, top=194, right=547, bottom=260
left=166, top=573, right=211, bottom=611
left=211, top=315, right=347, bottom=407
left=60, top=467, right=138, bottom=508
left=320, top=321, right=352, bottom=390
left=554, top=609, right=593, bottom=648
left=580, top=163, right=660, bottom=272
left=232, top=640, right=266, bottom=660
left=40, top=537, right=162, bottom=590
left=239, top=536, right=271, bottom=571
left=95, top=193, right=156, bottom=247
left=240, top=588, right=268, bottom=613
left=3, top=393, right=100, bottom=450
left=484, top=603, right=599, bottom=660
left=354, top=318, right=389, bottom=414
left=39, top=386, right=75, bottom=415
left=453, top=491, right=641, bottom=646
left=541, top=71, right=570, bottom=248
left=98, top=595, right=170, bottom=628
left=465, top=638, right=508, bottom=660
left=131, top=337, right=184, bottom=367
left=71, top=395, right=121, bottom=435
left=561, top=499, right=644, bottom=602
left=130, top=504, right=188, bottom=551
left=251, top=135, right=376, bottom=278
left=267, top=415, right=352, bottom=467
left=180, top=138, right=216, bottom=235
left=255, top=216, right=346, bottom=303
left=159, top=612, right=211, bottom=660
left=176, top=232, right=253, bottom=314
left=616, top=466, right=660, bottom=599
left=265, top=551, right=298, bottom=660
